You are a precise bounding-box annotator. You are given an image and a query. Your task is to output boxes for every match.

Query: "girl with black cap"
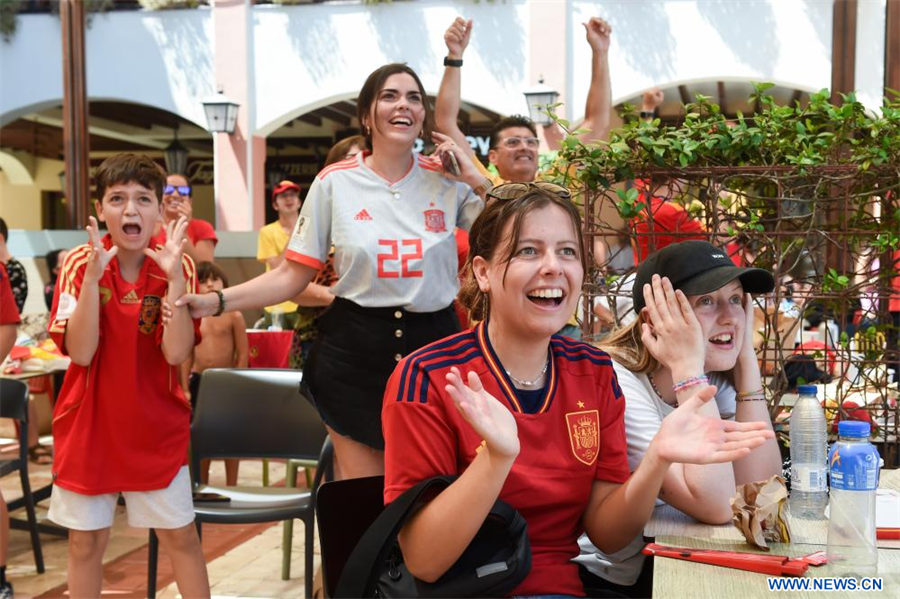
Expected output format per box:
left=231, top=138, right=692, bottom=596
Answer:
left=578, top=239, right=782, bottom=594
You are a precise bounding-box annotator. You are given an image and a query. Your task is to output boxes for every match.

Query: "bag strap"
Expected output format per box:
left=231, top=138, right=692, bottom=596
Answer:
left=335, top=475, right=456, bottom=598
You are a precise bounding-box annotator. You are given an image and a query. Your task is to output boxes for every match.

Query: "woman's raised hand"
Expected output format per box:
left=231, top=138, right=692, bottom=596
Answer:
left=445, top=367, right=520, bottom=460
left=432, top=131, right=478, bottom=183
left=653, top=384, right=774, bottom=465
left=640, top=274, right=705, bottom=375
left=738, top=292, right=758, bottom=361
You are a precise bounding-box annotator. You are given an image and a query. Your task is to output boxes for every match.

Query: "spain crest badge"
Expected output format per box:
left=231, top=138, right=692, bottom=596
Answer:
left=138, top=295, right=161, bottom=335
left=423, top=209, right=447, bottom=232
left=566, top=410, right=600, bottom=465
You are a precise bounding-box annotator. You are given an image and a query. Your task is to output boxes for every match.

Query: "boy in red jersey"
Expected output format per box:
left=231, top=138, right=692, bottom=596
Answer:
left=47, top=154, right=209, bottom=598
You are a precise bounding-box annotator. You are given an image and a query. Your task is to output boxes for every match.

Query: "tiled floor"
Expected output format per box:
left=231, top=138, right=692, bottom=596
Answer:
left=2, top=441, right=317, bottom=599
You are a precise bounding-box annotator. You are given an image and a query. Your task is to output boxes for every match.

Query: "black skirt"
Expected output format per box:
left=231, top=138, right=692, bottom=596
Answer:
left=304, top=297, right=459, bottom=449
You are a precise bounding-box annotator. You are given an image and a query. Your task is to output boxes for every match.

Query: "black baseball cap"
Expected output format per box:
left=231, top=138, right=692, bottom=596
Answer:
left=632, top=240, right=774, bottom=312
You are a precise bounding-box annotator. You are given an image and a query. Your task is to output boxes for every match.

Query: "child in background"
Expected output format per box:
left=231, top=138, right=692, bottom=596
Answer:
left=185, top=261, right=249, bottom=486
left=47, top=154, right=209, bottom=598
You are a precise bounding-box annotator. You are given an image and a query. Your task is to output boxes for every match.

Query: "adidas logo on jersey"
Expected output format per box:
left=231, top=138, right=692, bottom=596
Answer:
left=354, top=209, right=373, bottom=221
left=121, top=289, right=140, bottom=304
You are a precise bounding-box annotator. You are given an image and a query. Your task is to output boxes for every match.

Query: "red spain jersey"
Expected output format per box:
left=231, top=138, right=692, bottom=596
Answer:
left=383, top=322, right=630, bottom=597
left=48, top=235, right=200, bottom=494
left=0, top=263, right=21, bottom=325
left=153, top=218, right=218, bottom=248
left=630, top=195, right=706, bottom=262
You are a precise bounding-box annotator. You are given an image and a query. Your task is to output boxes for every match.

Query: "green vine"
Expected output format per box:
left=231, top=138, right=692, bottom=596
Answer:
left=552, top=85, right=900, bottom=439
left=554, top=85, right=900, bottom=194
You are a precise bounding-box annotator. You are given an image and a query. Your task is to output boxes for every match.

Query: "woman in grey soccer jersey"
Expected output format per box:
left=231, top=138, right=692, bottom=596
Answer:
left=178, top=63, right=492, bottom=481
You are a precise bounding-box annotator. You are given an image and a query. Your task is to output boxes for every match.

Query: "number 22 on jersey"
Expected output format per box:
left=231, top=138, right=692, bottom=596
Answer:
left=377, top=238, right=423, bottom=278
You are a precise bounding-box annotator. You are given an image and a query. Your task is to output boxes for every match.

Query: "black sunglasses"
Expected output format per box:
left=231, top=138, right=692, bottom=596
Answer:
left=164, top=184, right=191, bottom=196
left=486, top=181, right=571, bottom=203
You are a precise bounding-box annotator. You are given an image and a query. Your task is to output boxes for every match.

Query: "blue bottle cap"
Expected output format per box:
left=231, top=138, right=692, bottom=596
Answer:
left=797, top=385, right=818, bottom=395
left=837, top=420, right=870, bottom=437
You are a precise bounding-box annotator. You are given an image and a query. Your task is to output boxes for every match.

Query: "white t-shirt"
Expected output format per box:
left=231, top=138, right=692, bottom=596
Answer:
left=574, top=363, right=736, bottom=585
left=285, top=151, right=482, bottom=312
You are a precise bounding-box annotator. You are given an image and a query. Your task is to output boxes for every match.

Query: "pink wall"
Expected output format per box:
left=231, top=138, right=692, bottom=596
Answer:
left=213, top=0, right=265, bottom=231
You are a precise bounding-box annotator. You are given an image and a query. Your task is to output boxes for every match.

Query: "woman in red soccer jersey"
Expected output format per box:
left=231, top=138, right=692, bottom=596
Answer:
left=178, top=64, right=492, bottom=481
left=380, top=183, right=775, bottom=596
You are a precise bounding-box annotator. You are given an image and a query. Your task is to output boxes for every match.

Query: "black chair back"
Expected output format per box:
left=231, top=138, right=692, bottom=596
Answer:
left=0, top=378, right=45, bottom=573
left=0, top=378, right=29, bottom=422
left=190, top=368, right=327, bottom=475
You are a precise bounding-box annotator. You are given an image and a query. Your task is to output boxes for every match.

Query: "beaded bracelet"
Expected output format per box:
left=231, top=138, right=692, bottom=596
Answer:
left=737, top=387, right=765, bottom=400
left=672, top=374, right=709, bottom=394
left=736, top=395, right=767, bottom=403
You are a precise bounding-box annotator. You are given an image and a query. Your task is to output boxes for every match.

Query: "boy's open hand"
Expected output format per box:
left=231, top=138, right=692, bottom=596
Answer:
left=84, top=216, right=118, bottom=282
left=145, top=216, right=188, bottom=281
left=445, top=367, right=520, bottom=460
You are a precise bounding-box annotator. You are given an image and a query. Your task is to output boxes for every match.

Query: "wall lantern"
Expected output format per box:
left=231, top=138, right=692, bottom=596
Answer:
left=202, top=90, right=240, bottom=134
left=164, top=127, right=189, bottom=175
left=523, top=77, right=560, bottom=126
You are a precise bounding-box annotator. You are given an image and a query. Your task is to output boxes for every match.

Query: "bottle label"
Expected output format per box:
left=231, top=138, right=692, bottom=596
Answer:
left=829, top=441, right=880, bottom=491
left=791, top=465, right=827, bottom=492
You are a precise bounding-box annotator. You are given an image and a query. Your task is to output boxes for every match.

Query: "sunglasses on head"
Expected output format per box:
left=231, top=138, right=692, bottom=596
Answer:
left=486, top=181, right=571, bottom=203
left=164, top=185, right=191, bottom=196
left=497, top=136, right=540, bottom=149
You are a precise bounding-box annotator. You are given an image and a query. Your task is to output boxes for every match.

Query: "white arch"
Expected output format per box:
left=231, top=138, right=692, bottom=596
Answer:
left=0, top=150, right=35, bottom=185
left=611, top=76, right=821, bottom=109
left=257, top=92, right=360, bottom=138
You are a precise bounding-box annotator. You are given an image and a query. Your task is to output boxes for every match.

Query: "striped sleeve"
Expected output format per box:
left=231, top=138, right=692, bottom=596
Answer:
left=181, top=254, right=197, bottom=294
left=48, top=244, right=90, bottom=350
left=181, top=254, right=202, bottom=346
left=284, top=175, right=330, bottom=270
left=382, top=358, right=459, bottom=504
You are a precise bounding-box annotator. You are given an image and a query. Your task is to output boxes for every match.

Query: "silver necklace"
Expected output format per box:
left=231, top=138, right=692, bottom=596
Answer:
left=506, top=356, right=549, bottom=388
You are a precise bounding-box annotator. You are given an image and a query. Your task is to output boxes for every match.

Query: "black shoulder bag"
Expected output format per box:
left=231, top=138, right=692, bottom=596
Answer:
left=334, top=475, right=531, bottom=598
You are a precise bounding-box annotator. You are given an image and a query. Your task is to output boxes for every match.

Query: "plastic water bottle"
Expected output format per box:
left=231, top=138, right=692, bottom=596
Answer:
left=268, top=309, right=283, bottom=332
left=827, top=421, right=880, bottom=576
left=789, top=385, right=828, bottom=519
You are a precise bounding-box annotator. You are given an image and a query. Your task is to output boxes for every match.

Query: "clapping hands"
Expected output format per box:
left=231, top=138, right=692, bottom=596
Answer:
left=445, top=367, right=520, bottom=460
left=653, top=384, right=774, bottom=465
